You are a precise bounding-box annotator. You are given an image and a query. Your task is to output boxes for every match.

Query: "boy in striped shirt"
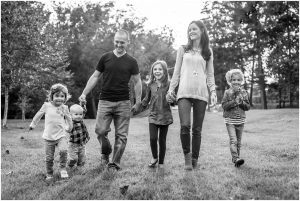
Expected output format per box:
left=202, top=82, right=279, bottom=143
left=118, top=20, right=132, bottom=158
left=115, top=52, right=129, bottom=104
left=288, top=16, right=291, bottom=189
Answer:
left=222, top=69, right=250, bottom=167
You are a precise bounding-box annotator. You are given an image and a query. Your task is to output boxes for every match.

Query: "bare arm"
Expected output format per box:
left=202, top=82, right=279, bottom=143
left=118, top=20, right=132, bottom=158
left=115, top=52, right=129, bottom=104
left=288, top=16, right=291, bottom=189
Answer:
left=131, top=73, right=142, bottom=103
left=79, top=70, right=101, bottom=102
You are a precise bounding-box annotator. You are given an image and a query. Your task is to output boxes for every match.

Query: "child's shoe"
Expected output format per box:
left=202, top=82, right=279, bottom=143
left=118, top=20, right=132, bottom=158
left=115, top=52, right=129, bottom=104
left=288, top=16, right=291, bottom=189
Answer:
left=184, top=153, right=193, bottom=171
left=148, top=158, right=158, bottom=168
left=45, top=174, right=54, bottom=181
left=60, top=169, right=69, bottom=179
left=234, top=158, right=244, bottom=167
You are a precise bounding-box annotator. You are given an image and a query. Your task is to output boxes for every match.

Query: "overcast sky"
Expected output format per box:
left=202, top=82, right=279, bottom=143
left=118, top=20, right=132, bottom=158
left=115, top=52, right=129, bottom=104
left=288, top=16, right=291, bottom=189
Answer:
left=113, top=0, right=208, bottom=48
left=44, top=0, right=209, bottom=48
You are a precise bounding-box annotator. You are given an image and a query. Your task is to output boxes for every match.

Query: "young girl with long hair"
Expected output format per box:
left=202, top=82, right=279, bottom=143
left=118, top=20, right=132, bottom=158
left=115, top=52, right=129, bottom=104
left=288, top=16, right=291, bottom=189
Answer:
left=140, top=60, right=173, bottom=170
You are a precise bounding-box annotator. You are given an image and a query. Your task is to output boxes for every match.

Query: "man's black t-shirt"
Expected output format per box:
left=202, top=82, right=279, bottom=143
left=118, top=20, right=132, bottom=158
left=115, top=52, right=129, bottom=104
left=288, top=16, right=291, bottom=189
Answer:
left=96, top=51, right=139, bottom=102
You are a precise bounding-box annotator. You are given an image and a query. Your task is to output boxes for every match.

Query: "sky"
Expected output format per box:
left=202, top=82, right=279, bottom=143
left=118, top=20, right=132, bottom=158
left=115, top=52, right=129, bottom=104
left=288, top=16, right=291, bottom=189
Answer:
left=113, top=0, right=209, bottom=48
left=44, top=0, right=209, bottom=48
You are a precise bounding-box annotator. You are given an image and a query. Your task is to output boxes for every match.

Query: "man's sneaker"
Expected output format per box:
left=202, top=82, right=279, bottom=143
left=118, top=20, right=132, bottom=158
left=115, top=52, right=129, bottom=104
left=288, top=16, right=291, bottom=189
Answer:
left=45, top=174, right=54, bottom=181
left=107, top=163, right=121, bottom=171
left=60, top=169, right=69, bottom=179
left=101, top=154, right=109, bottom=165
left=234, top=158, right=245, bottom=167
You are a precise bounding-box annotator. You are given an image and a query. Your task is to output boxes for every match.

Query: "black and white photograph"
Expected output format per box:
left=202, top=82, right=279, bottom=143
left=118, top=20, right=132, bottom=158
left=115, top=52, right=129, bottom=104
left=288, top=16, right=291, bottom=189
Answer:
left=1, top=0, right=299, bottom=199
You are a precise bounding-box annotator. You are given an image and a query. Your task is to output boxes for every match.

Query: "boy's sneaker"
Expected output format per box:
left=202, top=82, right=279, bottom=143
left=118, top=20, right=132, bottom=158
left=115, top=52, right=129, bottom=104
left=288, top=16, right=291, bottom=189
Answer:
left=60, top=169, right=69, bottom=179
left=234, top=158, right=245, bottom=167
left=45, top=174, right=54, bottom=181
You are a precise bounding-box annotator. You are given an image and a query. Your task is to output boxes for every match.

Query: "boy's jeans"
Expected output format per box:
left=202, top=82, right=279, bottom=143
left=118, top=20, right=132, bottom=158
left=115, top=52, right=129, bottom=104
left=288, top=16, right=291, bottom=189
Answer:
left=68, top=142, right=86, bottom=167
left=95, top=100, right=131, bottom=169
left=178, top=98, right=207, bottom=160
left=225, top=123, right=244, bottom=162
left=44, top=137, right=68, bottom=175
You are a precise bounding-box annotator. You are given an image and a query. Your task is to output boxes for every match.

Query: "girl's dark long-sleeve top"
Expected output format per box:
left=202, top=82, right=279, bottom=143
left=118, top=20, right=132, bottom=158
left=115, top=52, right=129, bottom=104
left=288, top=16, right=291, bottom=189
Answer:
left=141, top=81, right=173, bottom=125
left=221, top=88, right=250, bottom=119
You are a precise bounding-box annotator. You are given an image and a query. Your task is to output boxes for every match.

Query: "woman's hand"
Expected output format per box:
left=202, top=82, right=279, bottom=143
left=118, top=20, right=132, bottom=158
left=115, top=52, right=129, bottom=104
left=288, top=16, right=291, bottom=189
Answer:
left=210, top=91, right=217, bottom=106
left=166, top=91, right=176, bottom=103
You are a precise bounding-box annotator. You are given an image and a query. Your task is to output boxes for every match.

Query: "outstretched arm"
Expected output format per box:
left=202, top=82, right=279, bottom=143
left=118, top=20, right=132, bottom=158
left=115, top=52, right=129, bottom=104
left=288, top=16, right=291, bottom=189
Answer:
left=79, top=70, right=101, bottom=102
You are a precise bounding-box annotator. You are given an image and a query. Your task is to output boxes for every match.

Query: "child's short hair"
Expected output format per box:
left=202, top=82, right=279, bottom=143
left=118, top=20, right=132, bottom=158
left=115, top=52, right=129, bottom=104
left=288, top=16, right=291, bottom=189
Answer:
left=47, top=83, right=71, bottom=103
left=225, top=69, right=245, bottom=86
left=70, top=104, right=84, bottom=114
left=147, top=60, right=169, bottom=86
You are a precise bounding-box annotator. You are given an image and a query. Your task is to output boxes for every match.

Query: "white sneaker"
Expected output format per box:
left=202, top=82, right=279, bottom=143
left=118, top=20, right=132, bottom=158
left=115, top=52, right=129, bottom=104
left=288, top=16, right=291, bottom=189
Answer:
left=60, top=169, right=69, bottom=179
left=45, top=174, right=54, bottom=181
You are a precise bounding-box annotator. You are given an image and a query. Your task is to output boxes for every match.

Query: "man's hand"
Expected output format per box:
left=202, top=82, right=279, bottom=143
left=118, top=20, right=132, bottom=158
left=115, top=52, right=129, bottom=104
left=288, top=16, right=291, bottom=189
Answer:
left=78, top=94, right=87, bottom=104
left=131, top=102, right=141, bottom=114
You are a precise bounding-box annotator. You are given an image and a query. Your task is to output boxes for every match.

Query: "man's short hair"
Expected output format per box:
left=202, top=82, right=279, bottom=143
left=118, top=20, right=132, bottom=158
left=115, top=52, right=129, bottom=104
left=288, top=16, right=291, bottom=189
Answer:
left=115, top=29, right=130, bottom=41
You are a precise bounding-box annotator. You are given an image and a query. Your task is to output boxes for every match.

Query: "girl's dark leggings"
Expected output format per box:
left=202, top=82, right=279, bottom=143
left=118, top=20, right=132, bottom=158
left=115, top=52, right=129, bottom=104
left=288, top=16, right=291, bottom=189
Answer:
left=149, top=123, right=169, bottom=164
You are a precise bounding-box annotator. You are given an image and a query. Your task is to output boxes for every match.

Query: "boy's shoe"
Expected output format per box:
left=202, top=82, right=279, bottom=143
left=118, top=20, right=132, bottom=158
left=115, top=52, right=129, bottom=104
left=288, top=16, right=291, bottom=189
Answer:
left=60, top=169, right=69, bottom=179
left=184, top=153, right=193, bottom=171
left=234, top=158, right=245, bottom=167
left=45, top=174, right=54, bottom=181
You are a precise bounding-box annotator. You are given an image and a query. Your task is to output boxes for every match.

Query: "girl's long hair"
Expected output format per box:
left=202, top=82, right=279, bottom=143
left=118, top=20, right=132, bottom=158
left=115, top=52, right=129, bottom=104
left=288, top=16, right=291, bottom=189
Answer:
left=147, top=60, right=169, bottom=87
left=184, top=20, right=211, bottom=61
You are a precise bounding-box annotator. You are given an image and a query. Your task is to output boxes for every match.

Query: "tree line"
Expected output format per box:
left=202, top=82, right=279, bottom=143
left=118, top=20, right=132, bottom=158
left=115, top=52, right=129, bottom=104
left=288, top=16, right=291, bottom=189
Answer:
left=1, top=1, right=298, bottom=127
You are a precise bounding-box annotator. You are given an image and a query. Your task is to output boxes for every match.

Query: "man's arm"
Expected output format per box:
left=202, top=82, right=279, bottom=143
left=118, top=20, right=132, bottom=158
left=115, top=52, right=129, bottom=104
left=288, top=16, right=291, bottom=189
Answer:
left=131, top=73, right=142, bottom=103
left=79, top=70, right=101, bottom=102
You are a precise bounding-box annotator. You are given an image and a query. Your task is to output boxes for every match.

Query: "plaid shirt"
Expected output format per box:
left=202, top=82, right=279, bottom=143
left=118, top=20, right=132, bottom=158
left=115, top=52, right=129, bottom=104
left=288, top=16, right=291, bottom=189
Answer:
left=69, top=120, right=90, bottom=145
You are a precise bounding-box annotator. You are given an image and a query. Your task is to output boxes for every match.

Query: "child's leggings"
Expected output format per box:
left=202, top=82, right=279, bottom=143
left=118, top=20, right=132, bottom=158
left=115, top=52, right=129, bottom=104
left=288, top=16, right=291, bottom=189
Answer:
left=44, top=137, right=68, bottom=175
left=149, top=123, right=169, bottom=164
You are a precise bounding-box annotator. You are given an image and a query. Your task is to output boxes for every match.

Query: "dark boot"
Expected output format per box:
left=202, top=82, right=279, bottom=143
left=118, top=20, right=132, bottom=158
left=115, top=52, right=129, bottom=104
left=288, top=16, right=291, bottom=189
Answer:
left=184, top=153, right=193, bottom=170
left=192, top=158, right=198, bottom=169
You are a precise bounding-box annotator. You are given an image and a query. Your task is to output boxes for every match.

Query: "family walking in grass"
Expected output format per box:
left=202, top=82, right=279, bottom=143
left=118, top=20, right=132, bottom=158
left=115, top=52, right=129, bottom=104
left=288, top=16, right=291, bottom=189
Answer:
left=28, top=20, right=250, bottom=181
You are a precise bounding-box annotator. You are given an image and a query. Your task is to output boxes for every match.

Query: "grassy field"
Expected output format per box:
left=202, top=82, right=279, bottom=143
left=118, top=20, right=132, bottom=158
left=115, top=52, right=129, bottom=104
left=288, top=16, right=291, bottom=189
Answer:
left=1, top=109, right=299, bottom=199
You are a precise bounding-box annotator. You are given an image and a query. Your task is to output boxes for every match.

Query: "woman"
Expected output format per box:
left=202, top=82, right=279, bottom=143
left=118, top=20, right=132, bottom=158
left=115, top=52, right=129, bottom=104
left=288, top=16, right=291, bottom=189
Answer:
left=166, top=20, right=217, bottom=170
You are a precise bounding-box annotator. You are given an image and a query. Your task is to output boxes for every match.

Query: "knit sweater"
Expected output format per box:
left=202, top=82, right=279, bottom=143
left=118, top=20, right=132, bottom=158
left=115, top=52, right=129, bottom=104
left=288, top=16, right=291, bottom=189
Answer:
left=168, top=46, right=216, bottom=102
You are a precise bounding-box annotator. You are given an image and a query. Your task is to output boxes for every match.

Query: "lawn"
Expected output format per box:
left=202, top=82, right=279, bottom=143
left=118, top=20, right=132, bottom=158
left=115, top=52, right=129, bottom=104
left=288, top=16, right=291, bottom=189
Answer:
left=1, top=108, right=299, bottom=199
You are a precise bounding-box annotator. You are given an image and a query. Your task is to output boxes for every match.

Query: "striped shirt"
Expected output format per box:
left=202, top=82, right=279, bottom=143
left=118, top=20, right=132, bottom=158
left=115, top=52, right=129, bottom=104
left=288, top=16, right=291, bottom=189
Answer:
left=224, top=117, right=246, bottom=125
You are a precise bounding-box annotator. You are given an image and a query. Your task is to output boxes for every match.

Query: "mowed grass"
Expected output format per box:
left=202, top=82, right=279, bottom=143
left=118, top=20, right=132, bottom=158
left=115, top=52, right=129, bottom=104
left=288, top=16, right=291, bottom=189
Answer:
left=1, top=109, right=299, bottom=199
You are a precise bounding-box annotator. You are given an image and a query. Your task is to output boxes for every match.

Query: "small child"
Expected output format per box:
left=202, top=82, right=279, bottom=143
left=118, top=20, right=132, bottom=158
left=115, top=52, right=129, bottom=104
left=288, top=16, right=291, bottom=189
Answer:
left=67, top=103, right=90, bottom=170
left=140, top=60, right=173, bottom=170
left=222, top=69, right=250, bottom=167
left=29, top=83, right=73, bottom=180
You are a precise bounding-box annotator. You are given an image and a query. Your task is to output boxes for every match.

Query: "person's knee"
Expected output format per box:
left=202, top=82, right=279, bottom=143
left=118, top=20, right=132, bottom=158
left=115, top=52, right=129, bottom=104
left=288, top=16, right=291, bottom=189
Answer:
left=180, top=125, right=190, bottom=135
left=192, top=127, right=202, bottom=136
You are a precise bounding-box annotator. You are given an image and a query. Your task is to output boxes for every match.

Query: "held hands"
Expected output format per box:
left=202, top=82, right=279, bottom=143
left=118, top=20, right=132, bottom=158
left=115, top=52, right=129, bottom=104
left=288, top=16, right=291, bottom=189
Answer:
left=210, top=91, right=217, bottom=107
left=78, top=94, right=87, bottom=105
left=166, top=91, right=176, bottom=104
left=131, top=102, right=142, bottom=114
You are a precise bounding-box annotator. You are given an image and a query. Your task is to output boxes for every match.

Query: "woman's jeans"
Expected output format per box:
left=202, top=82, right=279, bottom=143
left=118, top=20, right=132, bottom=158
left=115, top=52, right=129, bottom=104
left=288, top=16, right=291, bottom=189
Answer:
left=44, top=137, right=68, bottom=175
left=149, top=123, right=169, bottom=164
left=225, top=123, right=244, bottom=162
left=178, top=98, right=207, bottom=159
left=95, top=100, right=131, bottom=169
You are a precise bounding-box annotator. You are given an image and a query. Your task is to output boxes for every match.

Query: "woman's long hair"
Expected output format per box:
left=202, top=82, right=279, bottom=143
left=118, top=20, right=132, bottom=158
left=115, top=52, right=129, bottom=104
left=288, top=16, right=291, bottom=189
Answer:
left=147, top=60, right=169, bottom=87
left=184, top=20, right=211, bottom=61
